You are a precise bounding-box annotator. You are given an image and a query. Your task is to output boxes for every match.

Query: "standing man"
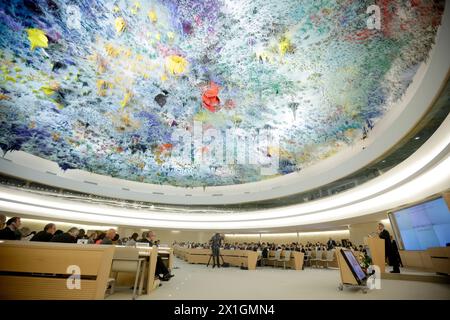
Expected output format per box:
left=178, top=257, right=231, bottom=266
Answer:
left=391, top=235, right=403, bottom=268
left=210, top=233, right=223, bottom=268
left=377, top=223, right=400, bottom=273
left=326, top=237, right=336, bottom=250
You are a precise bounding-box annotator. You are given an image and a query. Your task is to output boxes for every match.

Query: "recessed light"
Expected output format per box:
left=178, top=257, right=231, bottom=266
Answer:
left=415, top=136, right=420, bottom=140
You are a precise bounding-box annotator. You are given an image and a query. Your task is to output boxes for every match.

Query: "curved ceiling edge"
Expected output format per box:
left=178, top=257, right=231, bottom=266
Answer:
left=0, top=154, right=448, bottom=229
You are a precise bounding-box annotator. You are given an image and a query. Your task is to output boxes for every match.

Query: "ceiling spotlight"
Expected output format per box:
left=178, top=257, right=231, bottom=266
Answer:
left=415, top=136, right=420, bottom=140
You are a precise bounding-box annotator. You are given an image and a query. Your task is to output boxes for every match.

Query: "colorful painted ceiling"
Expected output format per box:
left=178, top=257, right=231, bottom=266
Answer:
left=0, top=0, right=445, bottom=187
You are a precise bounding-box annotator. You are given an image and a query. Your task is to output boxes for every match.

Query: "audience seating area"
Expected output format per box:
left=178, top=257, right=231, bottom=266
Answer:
left=0, top=215, right=360, bottom=300
left=0, top=240, right=163, bottom=300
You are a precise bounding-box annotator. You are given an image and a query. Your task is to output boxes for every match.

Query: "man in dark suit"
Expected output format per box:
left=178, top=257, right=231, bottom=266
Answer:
left=327, top=237, right=336, bottom=250
left=377, top=223, right=400, bottom=273
left=0, top=217, right=22, bottom=240
left=31, top=223, right=56, bottom=242
left=100, top=229, right=116, bottom=245
left=50, top=227, right=79, bottom=243
left=145, top=231, right=174, bottom=281
left=391, top=235, right=403, bottom=267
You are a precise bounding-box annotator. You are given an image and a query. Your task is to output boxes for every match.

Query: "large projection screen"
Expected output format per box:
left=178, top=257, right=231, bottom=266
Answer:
left=390, top=197, right=450, bottom=251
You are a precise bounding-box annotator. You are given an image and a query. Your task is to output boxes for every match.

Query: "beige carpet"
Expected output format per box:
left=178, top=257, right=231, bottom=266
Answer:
left=106, top=258, right=450, bottom=300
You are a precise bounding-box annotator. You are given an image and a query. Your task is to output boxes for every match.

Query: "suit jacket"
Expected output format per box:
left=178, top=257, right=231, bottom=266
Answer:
left=50, top=233, right=76, bottom=243
left=378, top=229, right=392, bottom=257
left=30, top=231, right=53, bottom=242
left=138, top=238, right=153, bottom=245
left=0, top=227, right=20, bottom=240
left=210, top=234, right=222, bottom=248
left=327, top=240, right=336, bottom=249
left=101, top=238, right=113, bottom=245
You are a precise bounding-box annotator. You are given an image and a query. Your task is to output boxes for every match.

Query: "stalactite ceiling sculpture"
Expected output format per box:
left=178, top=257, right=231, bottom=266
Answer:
left=0, top=0, right=445, bottom=187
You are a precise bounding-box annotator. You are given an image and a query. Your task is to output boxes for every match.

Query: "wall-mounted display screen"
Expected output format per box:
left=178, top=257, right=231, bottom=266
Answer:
left=392, top=197, right=450, bottom=250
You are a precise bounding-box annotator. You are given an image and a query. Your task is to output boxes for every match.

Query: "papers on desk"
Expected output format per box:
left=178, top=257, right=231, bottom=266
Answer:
left=136, top=243, right=150, bottom=247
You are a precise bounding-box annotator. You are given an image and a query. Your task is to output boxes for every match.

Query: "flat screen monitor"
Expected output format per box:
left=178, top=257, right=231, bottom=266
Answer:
left=392, top=197, right=450, bottom=250
left=340, top=249, right=366, bottom=285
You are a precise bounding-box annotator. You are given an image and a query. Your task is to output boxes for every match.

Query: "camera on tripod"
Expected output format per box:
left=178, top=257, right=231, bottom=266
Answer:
left=207, top=233, right=226, bottom=268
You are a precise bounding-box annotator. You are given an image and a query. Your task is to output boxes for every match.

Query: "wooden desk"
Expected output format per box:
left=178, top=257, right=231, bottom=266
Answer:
left=115, top=246, right=158, bottom=295
left=174, top=245, right=189, bottom=261
left=174, top=246, right=259, bottom=270
left=0, top=241, right=114, bottom=300
left=158, top=247, right=174, bottom=270
left=427, top=247, right=450, bottom=275
left=364, top=237, right=385, bottom=273
left=264, top=250, right=305, bottom=270
left=399, top=250, right=433, bottom=270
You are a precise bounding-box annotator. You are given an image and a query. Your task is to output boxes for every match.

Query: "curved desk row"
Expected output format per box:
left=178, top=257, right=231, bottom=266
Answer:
left=174, top=246, right=304, bottom=270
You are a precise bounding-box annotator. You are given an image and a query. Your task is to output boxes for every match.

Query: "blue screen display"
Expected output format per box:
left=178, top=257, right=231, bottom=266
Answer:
left=393, top=197, right=450, bottom=250
left=342, top=250, right=366, bottom=282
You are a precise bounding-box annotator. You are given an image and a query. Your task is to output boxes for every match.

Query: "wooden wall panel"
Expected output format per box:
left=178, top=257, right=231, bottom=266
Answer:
left=0, top=277, right=97, bottom=300
left=0, top=241, right=114, bottom=300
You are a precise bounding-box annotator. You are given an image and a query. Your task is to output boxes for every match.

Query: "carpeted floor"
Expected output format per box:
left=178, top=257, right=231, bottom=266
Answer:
left=106, top=258, right=450, bottom=300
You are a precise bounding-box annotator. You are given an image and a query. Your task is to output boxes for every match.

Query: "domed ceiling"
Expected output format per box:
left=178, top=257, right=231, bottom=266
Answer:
left=0, top=0, right=445, bottom=187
